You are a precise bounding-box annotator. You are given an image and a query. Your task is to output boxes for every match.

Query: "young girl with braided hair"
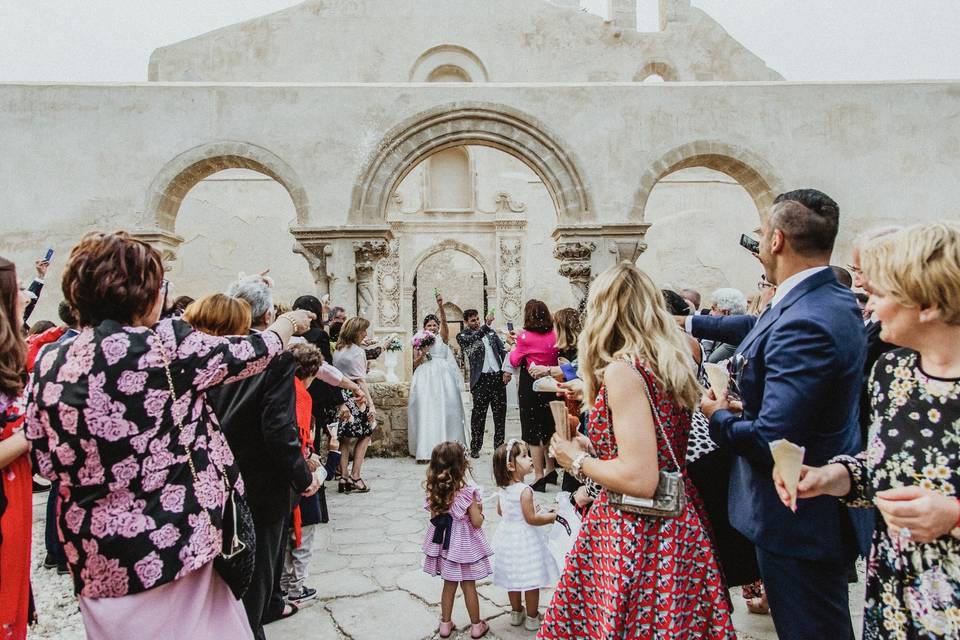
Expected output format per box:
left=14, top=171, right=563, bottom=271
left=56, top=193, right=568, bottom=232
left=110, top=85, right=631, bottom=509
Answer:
left=421, top=442, right=492, bottom=638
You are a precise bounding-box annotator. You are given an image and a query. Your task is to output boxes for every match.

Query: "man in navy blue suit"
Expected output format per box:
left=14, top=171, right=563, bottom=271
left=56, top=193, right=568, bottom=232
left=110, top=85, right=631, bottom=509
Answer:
left=700, top=189, right=867, bottom=640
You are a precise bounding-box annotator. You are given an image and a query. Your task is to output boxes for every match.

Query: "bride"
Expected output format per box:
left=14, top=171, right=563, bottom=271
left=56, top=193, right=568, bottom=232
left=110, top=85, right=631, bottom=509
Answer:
left=408, top=294, right=467, bottom=460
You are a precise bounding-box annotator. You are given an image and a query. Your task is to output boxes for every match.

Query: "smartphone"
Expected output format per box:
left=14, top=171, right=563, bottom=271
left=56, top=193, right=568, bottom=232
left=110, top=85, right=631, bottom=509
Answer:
left=506, top=321, right=514, bottom=332
left=739, top=234, right=760, bottom=255
left=42, top=247, right=54, bottom=262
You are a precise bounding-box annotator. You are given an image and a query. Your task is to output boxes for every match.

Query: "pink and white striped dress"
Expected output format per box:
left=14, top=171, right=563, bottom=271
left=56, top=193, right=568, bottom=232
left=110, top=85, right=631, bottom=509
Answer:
left=422, top=485, right=493, bottom=582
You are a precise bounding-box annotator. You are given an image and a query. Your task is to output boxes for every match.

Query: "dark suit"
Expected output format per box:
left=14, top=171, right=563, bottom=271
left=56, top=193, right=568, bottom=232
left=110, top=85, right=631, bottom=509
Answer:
left=859, top=320, right=895, bottom=444
left=456, top=324, right=507, bottom=454
left=706, top=269, right=868, bottom=640
left=209, top=349, right=312, bottom=640
left=23, top=278, right=43, bottom=323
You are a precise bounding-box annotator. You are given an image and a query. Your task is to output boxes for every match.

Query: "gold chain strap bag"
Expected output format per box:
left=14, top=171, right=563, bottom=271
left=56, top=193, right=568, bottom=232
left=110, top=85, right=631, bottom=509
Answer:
left=605, top=357, right=686, bottom=518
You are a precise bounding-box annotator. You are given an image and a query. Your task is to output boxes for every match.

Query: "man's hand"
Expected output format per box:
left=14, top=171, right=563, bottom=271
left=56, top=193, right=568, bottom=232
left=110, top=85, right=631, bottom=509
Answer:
left=673, top=315, right=687, bottom=328
left=699, top=388, right=742, bottom=420
left=875, top=486, right=960, bottom=543
left=502, top=372, right=512, bottom=385
left=485, top=313, right=495, bottom=326
left=35, top=259, right=49, bottom=280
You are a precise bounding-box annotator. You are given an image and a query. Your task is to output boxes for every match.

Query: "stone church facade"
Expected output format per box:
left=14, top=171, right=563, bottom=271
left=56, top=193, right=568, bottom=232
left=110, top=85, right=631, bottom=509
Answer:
left=2, top=0, right=958, bottom=385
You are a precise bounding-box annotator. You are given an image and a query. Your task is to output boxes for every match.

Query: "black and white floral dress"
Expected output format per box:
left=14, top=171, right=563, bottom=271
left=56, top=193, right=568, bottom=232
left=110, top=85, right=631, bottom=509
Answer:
left=836, top=348, right=960, bottom=639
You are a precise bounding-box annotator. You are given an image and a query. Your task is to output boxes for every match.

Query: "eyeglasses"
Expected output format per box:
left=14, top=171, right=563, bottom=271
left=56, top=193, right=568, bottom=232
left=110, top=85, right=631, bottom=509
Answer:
left=846, top=264, right=862, bottom=275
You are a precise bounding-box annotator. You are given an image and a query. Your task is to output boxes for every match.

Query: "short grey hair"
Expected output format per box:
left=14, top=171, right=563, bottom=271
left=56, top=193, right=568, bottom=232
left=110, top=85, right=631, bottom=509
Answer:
left=227, top=275, right=273, bottom=322
left=711, top=288, right=748, bottom=315
left=853, top=225, right=903, bottom=250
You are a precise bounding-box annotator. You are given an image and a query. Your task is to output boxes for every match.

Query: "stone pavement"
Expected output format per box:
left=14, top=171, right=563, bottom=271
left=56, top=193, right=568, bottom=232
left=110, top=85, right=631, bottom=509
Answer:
left=265, top=407, right=866, bottom=640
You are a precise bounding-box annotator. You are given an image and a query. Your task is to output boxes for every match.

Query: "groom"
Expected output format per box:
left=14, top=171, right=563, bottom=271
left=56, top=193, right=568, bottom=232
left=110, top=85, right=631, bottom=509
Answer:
left=457, top=309, right=512, bottom=458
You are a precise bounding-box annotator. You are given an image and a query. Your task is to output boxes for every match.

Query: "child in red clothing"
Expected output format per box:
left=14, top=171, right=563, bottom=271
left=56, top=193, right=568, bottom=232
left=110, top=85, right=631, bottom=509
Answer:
left=281, top=344, right=343, bottom=605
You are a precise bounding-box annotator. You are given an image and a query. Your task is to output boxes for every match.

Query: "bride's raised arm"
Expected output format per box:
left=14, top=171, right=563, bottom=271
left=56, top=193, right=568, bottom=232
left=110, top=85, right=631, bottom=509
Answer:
left=436, top=294, right=449, bottom=343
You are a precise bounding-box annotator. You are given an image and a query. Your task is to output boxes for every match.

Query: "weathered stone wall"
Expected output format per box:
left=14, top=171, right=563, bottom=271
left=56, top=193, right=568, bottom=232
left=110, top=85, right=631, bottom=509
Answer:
left=2, top=82, right=958, bottom=325
left=367, top=382, right=411, bottom=457
left=148, top=0, right=781, bottom=83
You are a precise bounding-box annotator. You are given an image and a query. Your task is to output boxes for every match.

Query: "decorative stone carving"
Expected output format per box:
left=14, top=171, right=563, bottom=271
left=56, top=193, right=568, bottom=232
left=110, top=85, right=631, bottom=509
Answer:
left=353, top=239, right=389, bottom=319
left=293, top=240, right=333, bottom=293
left=478, top=191, right=526, bottom=214
left=554, top=241, right=596, bottom=308
left=376, top=239, right=402, bottom=327
left=498, top=237, right=524, bottom=323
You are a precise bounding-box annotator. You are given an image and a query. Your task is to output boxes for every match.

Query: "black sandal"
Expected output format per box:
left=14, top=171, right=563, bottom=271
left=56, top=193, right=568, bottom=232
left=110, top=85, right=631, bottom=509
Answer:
left=278, top=602, right=299, bottom=620
left=351, top=477, right=370, bottom=493
left=338, top=477, right=354, bottom=493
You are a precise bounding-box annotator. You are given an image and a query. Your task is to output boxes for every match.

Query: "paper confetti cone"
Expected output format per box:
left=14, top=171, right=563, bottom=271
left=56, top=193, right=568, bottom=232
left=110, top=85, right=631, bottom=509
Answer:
left=550, top=400, right=570, bottom=440
left=770, top=439, right=806, bottom=510
left=703, top=362, right=730, bottom=395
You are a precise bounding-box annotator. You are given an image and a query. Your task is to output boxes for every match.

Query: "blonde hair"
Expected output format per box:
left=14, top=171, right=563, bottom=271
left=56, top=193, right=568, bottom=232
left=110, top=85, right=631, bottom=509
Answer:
left=554, top=307, right=582, bottom=353
left=860, top=221, right=960, bottom=325
left=183, top=293, right=252, bottom=337
left=578, top=262, right=701, bottom=410
left=336, top=316, right=370, bottom=350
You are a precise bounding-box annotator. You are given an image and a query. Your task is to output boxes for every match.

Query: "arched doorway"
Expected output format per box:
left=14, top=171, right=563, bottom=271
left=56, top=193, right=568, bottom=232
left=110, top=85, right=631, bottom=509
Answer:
left=141, top=142, right=312, bottom=304
left=633, top=142, right=783, bottom=302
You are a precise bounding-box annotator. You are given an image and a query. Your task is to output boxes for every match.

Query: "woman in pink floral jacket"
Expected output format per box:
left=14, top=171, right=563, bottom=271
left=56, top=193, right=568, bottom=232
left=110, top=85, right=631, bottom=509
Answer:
left=23, top=232, right=313, bottom=640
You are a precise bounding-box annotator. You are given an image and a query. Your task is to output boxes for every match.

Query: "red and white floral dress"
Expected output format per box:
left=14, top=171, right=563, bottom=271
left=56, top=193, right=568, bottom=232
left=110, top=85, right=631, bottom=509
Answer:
left=539, top=361, right=736, bottom=639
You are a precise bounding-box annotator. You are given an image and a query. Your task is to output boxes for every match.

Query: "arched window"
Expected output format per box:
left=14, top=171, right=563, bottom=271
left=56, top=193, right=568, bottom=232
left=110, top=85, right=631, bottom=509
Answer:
left=427, top=147, right=472, bottom=211
left=426, top=65, right=471, bottom=83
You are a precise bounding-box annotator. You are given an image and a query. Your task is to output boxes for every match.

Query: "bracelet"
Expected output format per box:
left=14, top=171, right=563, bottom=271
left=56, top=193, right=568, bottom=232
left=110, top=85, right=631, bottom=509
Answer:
left=278, top=314, right=299, bottom=334
left=571, top=452, right=592, bottom=482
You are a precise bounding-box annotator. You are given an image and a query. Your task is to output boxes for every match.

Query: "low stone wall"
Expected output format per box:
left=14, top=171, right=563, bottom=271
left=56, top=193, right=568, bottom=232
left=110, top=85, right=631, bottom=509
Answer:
left=367, top=382, right=410, bottom=457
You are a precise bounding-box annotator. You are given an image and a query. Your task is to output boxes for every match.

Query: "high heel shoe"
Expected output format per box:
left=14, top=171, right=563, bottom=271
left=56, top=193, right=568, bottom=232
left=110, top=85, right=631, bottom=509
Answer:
left=338, top=477, right=354, bottom=493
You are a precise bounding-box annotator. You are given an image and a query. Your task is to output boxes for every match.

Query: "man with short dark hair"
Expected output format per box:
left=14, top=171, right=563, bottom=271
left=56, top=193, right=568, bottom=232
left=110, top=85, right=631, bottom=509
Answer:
left=700, top=189, right=869, bottom=640
left=456, top=309, right=511, bottom=457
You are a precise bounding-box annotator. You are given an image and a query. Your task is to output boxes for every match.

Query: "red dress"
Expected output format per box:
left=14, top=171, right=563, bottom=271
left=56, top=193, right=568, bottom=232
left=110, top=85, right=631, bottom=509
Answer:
left=0, top=393, right=32, bottom=640
left=539, top=362, right=735, bottom=639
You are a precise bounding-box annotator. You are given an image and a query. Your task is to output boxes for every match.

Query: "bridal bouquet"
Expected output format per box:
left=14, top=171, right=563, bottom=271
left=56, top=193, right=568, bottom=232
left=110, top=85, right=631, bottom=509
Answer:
left=385, top=336, right=404, bottom=352
left=412, top=330, right=436, bottom=360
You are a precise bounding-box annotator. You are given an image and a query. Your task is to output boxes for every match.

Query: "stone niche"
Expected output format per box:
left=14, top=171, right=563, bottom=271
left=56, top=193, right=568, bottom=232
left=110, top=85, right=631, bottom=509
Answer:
left=366, top=382, right=411, bottom=456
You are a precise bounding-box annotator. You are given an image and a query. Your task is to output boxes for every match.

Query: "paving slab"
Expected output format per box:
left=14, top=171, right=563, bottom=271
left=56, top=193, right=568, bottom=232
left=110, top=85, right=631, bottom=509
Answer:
left=266, top=601, right=341, bottom=640
left=312, top=568, right=380, bottom=600
left=326, top=590, right=438, bottom=640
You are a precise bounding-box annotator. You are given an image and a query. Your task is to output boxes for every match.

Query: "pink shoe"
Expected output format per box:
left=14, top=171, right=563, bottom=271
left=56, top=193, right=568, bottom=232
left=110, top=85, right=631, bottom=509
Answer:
left=438, top=620, right=455, bottom=638
left=470, top=620, right=489, bottom=638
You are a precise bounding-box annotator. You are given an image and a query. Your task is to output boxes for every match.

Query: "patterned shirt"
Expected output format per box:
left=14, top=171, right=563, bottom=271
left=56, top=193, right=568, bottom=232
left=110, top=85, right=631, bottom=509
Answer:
left=24, top=318, right=282, bottom=598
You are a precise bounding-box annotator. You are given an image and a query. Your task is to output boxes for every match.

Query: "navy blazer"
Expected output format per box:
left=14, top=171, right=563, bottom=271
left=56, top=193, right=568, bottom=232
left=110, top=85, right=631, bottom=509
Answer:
left=709, top=269, right=869, bottom=562
left=690, top=313, right=758, bottom=348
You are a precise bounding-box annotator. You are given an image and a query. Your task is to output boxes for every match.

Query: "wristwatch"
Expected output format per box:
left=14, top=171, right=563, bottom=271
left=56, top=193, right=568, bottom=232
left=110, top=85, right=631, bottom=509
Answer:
left=571, top=452, right=592, bottom=482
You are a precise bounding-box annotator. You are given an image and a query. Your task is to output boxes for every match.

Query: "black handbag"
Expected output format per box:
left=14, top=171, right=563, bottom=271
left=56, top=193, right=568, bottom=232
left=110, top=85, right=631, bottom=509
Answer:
left=605, top=357, right=687, bottom=518
left=153, top=330, right=256, bottom=598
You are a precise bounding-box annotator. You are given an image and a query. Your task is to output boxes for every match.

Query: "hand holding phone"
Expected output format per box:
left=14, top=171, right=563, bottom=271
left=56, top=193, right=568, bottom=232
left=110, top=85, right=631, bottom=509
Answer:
left=42, top=247, right=54, bottom=263
left=739, top=234, right=760, bottom=255
left=506, top=321, right=514, bottom=332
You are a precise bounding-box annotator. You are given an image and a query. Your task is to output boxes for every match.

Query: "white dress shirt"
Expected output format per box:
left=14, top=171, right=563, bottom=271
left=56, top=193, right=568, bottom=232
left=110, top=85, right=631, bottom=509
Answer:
left=481, top=333, right=500, bottom=374
left=769, top=266, right=829, bottom=308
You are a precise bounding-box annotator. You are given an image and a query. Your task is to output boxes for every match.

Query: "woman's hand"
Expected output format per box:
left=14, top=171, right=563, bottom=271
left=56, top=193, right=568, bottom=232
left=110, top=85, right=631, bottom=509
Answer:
left=573, top=485, right=593, bottom=508
left=558, top=378, right=584, bottom=402
left=772, top=463, right=850, bottom=510
left=550, top=434, right=587, bottom=470
left=529, top=364, right=551, bottom=379
left=875, top=486, right=960, bottom=543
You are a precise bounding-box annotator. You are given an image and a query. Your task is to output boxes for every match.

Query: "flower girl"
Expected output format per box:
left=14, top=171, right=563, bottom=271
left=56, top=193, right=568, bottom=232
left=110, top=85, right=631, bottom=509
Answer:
left=422, top=442, right=493, bottom=638
left=491, top=439, right=560, bottom=631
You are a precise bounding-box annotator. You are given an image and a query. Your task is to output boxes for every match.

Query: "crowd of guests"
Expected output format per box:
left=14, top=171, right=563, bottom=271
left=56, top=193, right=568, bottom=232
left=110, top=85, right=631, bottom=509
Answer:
left=0, top=232, right=395, bottom=640
left=1, top=187, right=958, bottom=640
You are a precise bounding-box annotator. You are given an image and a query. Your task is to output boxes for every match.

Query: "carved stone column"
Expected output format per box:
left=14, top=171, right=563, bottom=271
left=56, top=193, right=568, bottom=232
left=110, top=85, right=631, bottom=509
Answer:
left=553, top=241, right=596, bottom=310
left=292, top=240, right=333, bottom=294
left=552, top=223, right=651, bottom=310
left=130, top=227, right=184, bottom=271
left=494, top=220, right=527, bottom=326
left=353, top=240, right=389, bottom=320
left=375, top=239, right=402, bottom=329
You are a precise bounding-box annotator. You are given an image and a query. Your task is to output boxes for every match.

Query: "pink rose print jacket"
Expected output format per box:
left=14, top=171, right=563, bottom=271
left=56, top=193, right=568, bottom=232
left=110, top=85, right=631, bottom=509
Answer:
left=24, top=318, right=282, bottom=598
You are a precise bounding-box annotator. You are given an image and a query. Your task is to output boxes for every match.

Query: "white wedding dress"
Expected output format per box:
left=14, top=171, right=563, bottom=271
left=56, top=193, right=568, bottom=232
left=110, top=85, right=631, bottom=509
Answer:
left=407, top=338, right=467, bottom=460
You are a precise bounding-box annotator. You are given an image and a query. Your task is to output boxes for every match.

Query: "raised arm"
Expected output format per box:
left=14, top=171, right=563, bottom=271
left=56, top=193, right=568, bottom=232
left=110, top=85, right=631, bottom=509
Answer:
left=437, top=296, right=449, bottom=343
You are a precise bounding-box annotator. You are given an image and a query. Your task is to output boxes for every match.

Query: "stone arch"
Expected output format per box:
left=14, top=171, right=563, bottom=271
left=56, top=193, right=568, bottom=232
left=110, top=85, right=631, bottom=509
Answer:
left=426, top=65, right=472, bottom=83
left=404, top=239, right=494, bottom=289
left=351, top=104, right=591, bottom=225
left=143, top=141, right=309, bottom=232
left=632, top=141, right=783, bottom=220
left=410, top=45, right=488, bottom=82
left=634, top=61, right=678, bottom=82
